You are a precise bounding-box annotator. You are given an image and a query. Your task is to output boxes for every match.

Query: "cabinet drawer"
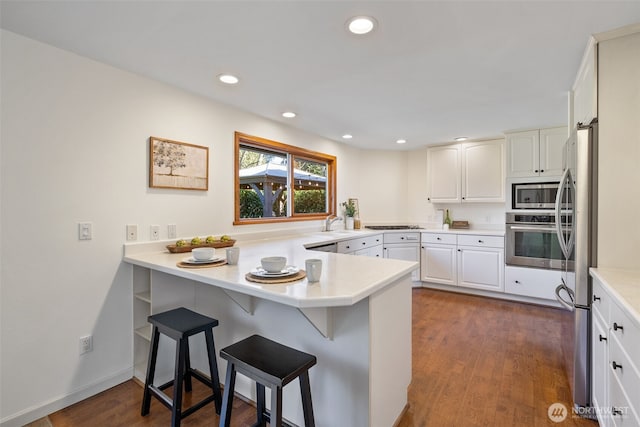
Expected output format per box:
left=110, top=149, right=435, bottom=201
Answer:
left=337, top=234, right=382, bottom=253
left=592, top=277, right=611, bottom=326
left=609, top=334, right=640, bottom=415
left=457, top=234, right=504, bottom=248
left=504, top=266, right=561, bottom=300
left=609, top=301, right=640, bottom=375
left=384, top=232, right=420, bottom=244
left=609, top=367, right=640, bottom=427
left=421, top=232, right=456, bottom=245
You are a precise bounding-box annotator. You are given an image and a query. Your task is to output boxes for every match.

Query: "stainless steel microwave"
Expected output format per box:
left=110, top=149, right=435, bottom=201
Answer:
left=511, top=181, right=566, bottom=210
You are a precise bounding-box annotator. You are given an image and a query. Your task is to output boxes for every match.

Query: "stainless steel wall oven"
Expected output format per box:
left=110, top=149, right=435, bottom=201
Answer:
left=505, top=213, right=574, bottom=270
left=511, top=181, right=569, bottom=210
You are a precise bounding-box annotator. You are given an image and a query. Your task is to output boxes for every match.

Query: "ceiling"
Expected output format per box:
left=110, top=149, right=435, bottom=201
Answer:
left=2, top=1, right=640, bottom=150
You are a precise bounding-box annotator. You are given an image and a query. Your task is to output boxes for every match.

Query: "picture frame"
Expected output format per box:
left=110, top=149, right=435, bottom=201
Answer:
left=149, top=137, right=209, bottom=190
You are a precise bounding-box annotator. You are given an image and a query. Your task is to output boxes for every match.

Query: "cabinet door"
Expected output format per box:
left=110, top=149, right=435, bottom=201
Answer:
left=506, top=130, right=540, bottom=178
left=592, top=315, right=609, bottom=427
left=539, top=127, right=567, bottom=177
left=385, top=245, right=420, bottom=281
left=457, top=247, right=504, bottom=291
left=420, top=244, right=456, bottom=286
left=427, top=145, right=461, bottom=202
left=461, top=140, right=505, bottom=202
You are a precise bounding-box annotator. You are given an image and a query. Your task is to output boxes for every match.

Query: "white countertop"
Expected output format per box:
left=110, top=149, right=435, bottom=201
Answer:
left=123, top=230, right=418, bottom=309
left=590, top=267, right=640, bottom=326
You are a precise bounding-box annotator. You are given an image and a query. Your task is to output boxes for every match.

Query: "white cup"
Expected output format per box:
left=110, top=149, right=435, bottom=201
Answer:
left=305, top=259, right=322, bottom=282
left=226, top=247, right=240, bottom=265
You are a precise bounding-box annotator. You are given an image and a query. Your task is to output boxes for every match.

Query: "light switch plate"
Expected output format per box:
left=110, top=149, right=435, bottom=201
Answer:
left=78, top=222, right=92, bottom=240
left=168, top=224, right=177, bottom=239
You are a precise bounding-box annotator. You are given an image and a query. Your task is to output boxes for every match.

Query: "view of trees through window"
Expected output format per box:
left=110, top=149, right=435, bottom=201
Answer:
left=235, top=133, right=336, bottom=224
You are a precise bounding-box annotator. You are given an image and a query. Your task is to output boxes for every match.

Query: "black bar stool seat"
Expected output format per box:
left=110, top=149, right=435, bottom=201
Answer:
left=219, top=334, right=317, bottom=427
left=141, top=307, right=222, bottom=427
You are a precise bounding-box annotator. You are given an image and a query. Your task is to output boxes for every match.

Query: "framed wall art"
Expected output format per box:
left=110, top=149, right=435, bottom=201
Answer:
left=149, top=136, right=209, bottom=190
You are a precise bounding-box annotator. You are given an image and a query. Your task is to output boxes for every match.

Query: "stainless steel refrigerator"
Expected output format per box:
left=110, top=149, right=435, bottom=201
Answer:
left=555, top=120, right=598, bottom=412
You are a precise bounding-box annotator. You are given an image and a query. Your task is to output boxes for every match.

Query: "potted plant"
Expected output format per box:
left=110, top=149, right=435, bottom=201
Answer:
left=342, top=200, right=357, bottom=230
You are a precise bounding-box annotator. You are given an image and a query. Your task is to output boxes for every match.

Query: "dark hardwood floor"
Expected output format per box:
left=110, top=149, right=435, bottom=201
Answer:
left=42, top=288, right=598, bottom=426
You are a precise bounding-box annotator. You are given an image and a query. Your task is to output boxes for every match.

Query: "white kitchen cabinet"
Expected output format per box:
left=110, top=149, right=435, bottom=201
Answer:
left=427, top=139, right=505, bottom=203
left=590, top=272, right=640, bottom=427
left=426, top=145, right=461, bottom=203
left=420, top=233, right=457, bottom=286
left=338, top=234, right=383, bottom=256
left=504, top=266, right=562, bottom=301
left=505, top=127, right=566, bottom=178
left=456, top=235, right=504, bottom=292
left=383, top=232, right=420, bottom=283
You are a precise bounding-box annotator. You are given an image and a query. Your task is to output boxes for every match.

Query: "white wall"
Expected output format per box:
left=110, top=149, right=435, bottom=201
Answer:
left=0, top=30, right=409, bottom=425
left=597, top=30, right=640, bottom=269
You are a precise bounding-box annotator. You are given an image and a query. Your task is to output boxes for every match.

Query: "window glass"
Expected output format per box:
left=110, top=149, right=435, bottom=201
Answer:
left=235, top=133, right=336, bottom=224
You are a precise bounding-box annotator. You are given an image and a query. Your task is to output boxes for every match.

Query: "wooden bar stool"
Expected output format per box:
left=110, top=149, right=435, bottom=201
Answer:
left=219, top=334, right=317, bottom=427
left=141, top=307, right=222, bottom=427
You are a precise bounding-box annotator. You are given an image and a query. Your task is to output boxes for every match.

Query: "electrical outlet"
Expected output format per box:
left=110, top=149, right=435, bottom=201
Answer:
left=168, top=224, right=177, bottom=239
left=150, top=225, right=160, bottom=240
left=78, top=222, right=92, bottom=240
left=126, top=224, right=138, bottom=241
left=79, top=335, right=93, bottom=355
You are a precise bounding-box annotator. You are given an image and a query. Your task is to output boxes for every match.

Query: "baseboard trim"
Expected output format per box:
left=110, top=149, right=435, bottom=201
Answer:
left=0, top=367, right=133, bottom=427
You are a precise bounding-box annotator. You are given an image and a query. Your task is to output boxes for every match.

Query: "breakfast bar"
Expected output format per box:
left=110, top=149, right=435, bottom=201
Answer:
left=123, top=231, right=417, bottom=427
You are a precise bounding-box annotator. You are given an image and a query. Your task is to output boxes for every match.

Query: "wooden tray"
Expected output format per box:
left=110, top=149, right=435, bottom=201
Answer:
left=167, top=239, right=236, bottom=253
left=451, top=221, right=470, bottom=229
left=245, top=270, right=307, bottom=284
left=177, top=259, right=227, bottom=269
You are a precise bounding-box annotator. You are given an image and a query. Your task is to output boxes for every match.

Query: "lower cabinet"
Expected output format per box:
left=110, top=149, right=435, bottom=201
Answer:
left=420, top=232, right=504, bottom=291
left=421, top=233, right=457, bottom=286
left=383, top=232, right=421, bottom=282
left=591, top=273, right=640, bottom=427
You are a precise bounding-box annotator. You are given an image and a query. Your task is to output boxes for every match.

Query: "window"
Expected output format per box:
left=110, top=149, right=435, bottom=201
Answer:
left=234, top=132, right=336, bottom=224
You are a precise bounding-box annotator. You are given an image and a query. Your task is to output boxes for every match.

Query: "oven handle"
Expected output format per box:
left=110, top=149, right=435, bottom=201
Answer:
left=508, top=225, right=568, bottom=232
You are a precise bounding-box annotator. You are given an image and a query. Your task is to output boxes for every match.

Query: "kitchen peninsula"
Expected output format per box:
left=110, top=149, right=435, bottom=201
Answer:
left=123, top=230, right=417, bottom=427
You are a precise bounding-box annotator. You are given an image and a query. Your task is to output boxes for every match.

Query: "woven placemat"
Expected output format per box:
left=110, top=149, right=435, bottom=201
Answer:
left=177, top=260, right=227, bottom=268
left=245, top=270, right=307, bottom=284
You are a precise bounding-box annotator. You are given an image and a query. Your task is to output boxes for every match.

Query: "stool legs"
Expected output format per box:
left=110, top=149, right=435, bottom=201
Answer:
left=219, top=361, right=237, bottom=427
left=141, top=326, right=160, bottom=416
left=171, top=337, right=187, bottom=426
left=205, top=329, right=223, bottom=414
left=256, top=383, right=266, bottom=426
left=299, top=372, right=316, bottom=427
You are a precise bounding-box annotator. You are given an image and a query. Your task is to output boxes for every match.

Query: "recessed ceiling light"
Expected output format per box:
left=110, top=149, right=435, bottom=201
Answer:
left=218, top=74, right=239, bottom=84
left=342, top=134, right=353, bottom=139
left=396, top=139, right=407, bottom=144
left=455, top=137, right=468, bottom=141
left=347, top=16, right=377, bottom=35
left=282, top=111, right=296, bottom=118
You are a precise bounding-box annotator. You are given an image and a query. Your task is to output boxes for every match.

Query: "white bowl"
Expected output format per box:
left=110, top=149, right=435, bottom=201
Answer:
left=192, top=247, right=215, bottom=261
left=261, top=256, right=287, bottom=272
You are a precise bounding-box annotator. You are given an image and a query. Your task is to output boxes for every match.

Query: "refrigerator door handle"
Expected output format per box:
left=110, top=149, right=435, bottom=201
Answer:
left=555, top=279, right=575, bottom=311
left=555, top=167, right=572, bottom=259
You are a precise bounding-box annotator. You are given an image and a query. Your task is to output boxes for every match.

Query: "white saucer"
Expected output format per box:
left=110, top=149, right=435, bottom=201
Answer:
left=250, top=265, right=299, bottom=278
left=182, top=256, right=224, bottom=265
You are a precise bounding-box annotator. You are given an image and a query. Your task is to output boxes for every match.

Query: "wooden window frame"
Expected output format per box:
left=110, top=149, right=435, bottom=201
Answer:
left=234, top=132, right=337, bottom=225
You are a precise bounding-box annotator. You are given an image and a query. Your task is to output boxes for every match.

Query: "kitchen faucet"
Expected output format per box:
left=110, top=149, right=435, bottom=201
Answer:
left=324, top=215, right=342, bottom=231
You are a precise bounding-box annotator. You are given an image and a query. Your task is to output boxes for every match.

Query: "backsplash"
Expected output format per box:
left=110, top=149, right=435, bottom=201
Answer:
left=424, top=203, right=506, bottom=230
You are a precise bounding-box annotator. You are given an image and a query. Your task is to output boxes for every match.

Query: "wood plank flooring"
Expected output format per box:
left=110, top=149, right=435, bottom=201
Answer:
left=42, top=288, right=598, bottom=426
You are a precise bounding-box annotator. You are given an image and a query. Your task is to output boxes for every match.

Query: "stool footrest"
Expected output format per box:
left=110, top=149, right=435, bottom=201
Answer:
left=249, top=410, right=295, bottom=427
left=149, top=385, right=173, bottom=410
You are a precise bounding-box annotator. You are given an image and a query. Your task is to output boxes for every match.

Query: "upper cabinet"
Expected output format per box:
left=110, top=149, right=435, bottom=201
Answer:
left=505, top=127, right=567, bottom=178
left=427, top=139, right=505, bottom=203
left=572, top=37, right=598, bottom=127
